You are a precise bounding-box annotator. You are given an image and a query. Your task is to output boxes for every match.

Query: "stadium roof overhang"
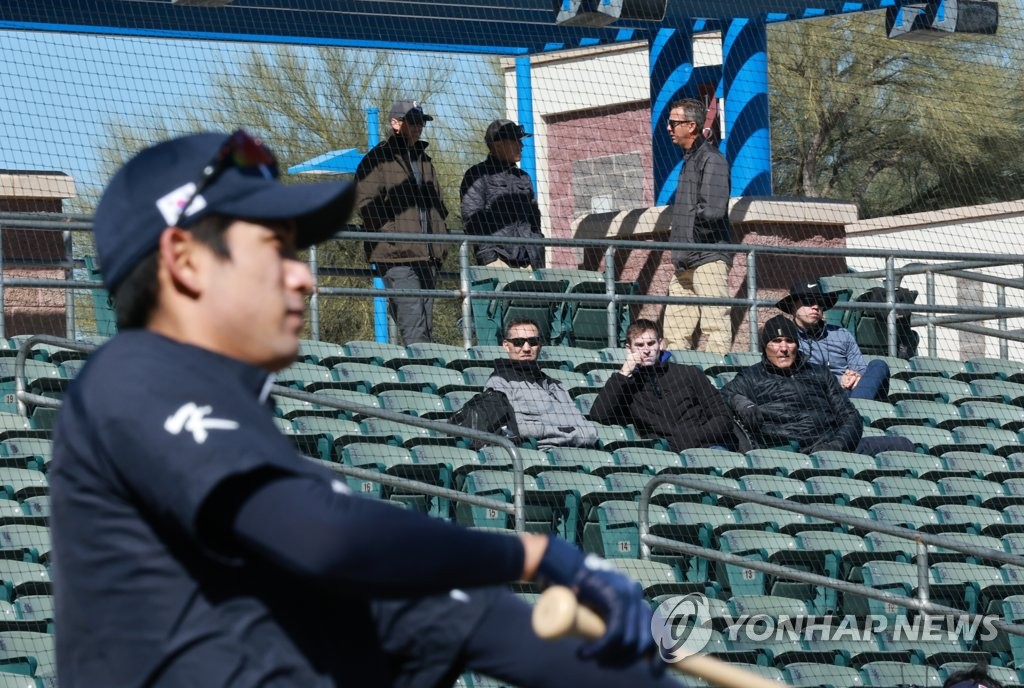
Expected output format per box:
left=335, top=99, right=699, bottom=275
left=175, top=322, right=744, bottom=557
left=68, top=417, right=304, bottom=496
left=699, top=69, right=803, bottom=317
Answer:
left=0, top=0, right=898, bottom=53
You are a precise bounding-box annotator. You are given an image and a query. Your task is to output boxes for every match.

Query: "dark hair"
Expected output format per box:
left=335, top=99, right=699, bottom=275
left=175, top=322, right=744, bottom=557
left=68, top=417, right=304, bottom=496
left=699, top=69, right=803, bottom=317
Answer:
left=500, top=317, right=541, bottom=342
left=943, top=665, right=1003, bottom=688
left=669, top=98, right=706, bottom=128
left=113, top=214, right=233, bottom=330
left=626, top=318, right=662, bottom=343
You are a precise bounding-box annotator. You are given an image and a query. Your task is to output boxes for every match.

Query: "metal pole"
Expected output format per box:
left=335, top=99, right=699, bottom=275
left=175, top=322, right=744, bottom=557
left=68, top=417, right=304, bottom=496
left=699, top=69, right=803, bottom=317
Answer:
left=885, top=256, right=897, bottom=357
left=999, top=285, right=1009, bottom=359
left=746, top=249, right=758, bottom=352
left=460, top=241, right=473, bottom=348
left=916, top=537, right=930, bottom=607
left=926, top=271, right=936, bottom=358
left=64, top=230, right=75, bottom=339
left=605, top=245, right=616, bottom=347
left=0, top=224, right=6, bottom=340
left=308, top=244, right=320, bottom=341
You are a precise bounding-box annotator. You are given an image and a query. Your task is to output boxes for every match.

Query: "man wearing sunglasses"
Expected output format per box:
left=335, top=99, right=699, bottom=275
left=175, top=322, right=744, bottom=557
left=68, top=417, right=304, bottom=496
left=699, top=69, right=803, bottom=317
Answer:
left=485, top=318, right=598, bottom=450
left=663, top=98, right=734, bottom=355
left=50, top=132, right=673, bottom=687
left=356, top=100, right=449, bottom=345
left=460, top=119, right=544, bottom=270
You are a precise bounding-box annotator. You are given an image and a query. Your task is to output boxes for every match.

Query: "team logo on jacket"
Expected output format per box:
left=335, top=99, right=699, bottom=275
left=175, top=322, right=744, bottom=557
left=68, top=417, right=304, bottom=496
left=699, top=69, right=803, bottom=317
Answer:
left=164, top=402, right=240, bottom=444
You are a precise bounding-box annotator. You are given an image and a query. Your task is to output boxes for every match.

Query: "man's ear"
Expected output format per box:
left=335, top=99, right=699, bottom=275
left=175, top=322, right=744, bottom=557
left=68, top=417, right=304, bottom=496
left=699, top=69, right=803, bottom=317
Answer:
left=157, top=226, right=203, bottom=296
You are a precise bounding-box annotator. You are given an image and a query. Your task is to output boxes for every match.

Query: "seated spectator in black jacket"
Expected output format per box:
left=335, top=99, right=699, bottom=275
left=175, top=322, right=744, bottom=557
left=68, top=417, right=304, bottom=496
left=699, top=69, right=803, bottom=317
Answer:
left=721, top=315, right=912, bottom=456
left=589, top=319, right=736, bottom=451
left=460, top=119, right=544, bottom=269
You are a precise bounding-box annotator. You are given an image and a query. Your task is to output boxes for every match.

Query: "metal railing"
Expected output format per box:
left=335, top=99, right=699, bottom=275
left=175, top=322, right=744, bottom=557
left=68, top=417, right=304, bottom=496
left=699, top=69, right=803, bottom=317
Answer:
left=637, top=474, right=1024, bottom=638
left=4, top=211, right=1024, bottom=355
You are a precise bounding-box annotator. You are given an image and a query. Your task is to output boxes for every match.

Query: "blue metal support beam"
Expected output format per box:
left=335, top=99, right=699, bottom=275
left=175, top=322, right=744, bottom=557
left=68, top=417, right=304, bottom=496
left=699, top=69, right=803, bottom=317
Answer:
left=722, top=17, right=772, bottom=196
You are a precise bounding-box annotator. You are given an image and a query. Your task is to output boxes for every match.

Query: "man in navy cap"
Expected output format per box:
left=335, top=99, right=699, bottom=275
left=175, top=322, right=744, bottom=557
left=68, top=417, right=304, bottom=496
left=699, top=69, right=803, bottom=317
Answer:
left=460, top=118, right=544, bottom=270
left=50, top=131, right=673, bottom=687
left=356, top=99, right=448, bottom=345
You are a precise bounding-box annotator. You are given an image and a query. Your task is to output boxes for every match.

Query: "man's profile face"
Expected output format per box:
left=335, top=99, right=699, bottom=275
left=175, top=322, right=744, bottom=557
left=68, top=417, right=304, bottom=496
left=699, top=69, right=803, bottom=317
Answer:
left=196, top=219, right=312, bottom=372
left=503, top=323, right=542, bottom=362
left=667, top=106, right=697, bottom=151
left=490, top=138, right=523, bottom=164
left=626, top=329, right=662, bottom=367
left=793, top=301, right=824, bottom=329
left=392, top=116, right=425, bottom=145
left=765, top=336, right=797, bottom=369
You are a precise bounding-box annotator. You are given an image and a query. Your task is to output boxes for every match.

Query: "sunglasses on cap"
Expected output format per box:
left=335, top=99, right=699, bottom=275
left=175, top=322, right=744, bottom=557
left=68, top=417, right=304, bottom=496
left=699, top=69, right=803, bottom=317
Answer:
left=505, top=336, right=542, bottom=348
left=174, top=129, right=278, bottom=228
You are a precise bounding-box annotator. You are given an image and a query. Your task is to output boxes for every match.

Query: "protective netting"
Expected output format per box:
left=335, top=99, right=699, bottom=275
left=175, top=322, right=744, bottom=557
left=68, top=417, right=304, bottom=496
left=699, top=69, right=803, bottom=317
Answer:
left=4, top=3, right=1024, bottom=685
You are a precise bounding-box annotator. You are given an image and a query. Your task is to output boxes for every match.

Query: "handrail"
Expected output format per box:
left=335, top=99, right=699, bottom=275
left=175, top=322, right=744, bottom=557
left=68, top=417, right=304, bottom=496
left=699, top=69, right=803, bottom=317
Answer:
left=637, top=473, right=1024, bottom=638
left=12, top=336, right=527, bottom=531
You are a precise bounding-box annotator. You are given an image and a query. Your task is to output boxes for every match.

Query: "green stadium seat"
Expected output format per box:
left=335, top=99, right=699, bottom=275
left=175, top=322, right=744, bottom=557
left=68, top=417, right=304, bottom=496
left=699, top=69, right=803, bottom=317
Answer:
left=458, top=367, right=493, bottom=389
left=559, top=279, right=634, bottom=350
left=908, top=355, right=969, bottom=380
left=592, top=424, right=654, bottom=452
left=876, top=626, right=987, bottom=666
left=441, top=390, right=479, bottom=413
left=574, top=393, right=598, bottom=416
left=864, top=354, right=914, bottom=380
left=893, top=399, right=962, bottom=429
left=297, top=339, right=348, bottom=367
left=873, top=450, right=945, bottom=479
left=340, top=341, right=409, bottom=367
left=547, top=447, right=614, bottom=474
left=270, top=393, right=332, bottom=420
left=329, top=362, right=411, bottom=393
left=679, top=448, right=749, bottom=478
left=717, top=530, right=798, bottom=595
left=19, top=497, right=48, bottom=520
left=0, top=561, right=48, bottom=603
left=870, top=475, right=942, bottom=505
left=929, top=562, right=1005, bottom=615
left=928, top=531, right=1004, bottom=565
left=785, top=662, right=865, bottom=688
left=456, top=470, right=535, bottom=529
left=732, top=502, right=820, bottom=535
left=850, top=398, right=900, bottom=429
left=477, top=446, right=550, bottom=474
left=868, top=503, right=938, bottom=529
left=809, top=450, right=877, bottom=479
left=968, top=379, right=1024, bottom=405
left=539, top=368, right=591, bottom=396
left=0, top=439, right=51, bottom=471
left=0, top=470, right=45, bottom=501
left=405, top=342, right=469, bottom=368
left=651, top=502, right=736, bottom=582
left=937, top=476, right=1010, bottom=509
left=582, top=500, right=668, bottom=558
left=964, top=356, right=1024, bottom=382
left=882, top=426, right=959, bottom=456
left=933, top=503, right=1004, bottom=534
left=12, top=595, right=52, bottom=625
left=375, top=390, right=448, bottom=419
left=611, top=447, right=683, bottom=474
left=664, top=350, right=730, bottom=374
left=358, top=418, right=456, bottom=448
left=56, top=360, right=86, bottom=379
left=0, top=630, right=55, bottom=678
left=535, top=470, right=607, bottom=534
left=724, top=351, right=761, bottom=368
left=584, top=369, right=615, bottom=388
left=996, top=505, right=1024, bottom=536
left=940, top=452, right=1013, bottom=480
left=0, top=526, right=50, bottom=564
left=857, top=561, right=918, bottom=620
left=736, top=474, right=808, bottom=501
left=900, top=377, right=979, bottom=404
left=802, top=629, right=890, bottom=666
left=409, top=445, right=483, bottom=487
left=274, top=361, right=335, bottom=390
left=953, top=426, right=1024, bottom=456
left=396, top=365, right=470, bottom=394
left=536, top=345, right=602, bottom=372
left=805, top=475, right=877, bottom=508
left=958, top=400, right=1024, bottom=431
left=615, top=559, right=691, bottom=597
left=744, top=449, right=815, bottom=478
left=310, top=388, right=381, bottom=418
left=795, top=530, right=869, bottom=606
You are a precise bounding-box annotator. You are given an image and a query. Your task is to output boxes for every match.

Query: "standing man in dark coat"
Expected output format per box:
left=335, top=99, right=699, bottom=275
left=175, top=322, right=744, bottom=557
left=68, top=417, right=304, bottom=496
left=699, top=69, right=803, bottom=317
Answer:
left=662, top=98, right=733, bottom=354
left=722, top=315, right=912, bottom=456
left=590, top=319, right=736, bottom=451
left=356, top=99, right=448, bottom=344
left=460, top=119, right=544, bottom=269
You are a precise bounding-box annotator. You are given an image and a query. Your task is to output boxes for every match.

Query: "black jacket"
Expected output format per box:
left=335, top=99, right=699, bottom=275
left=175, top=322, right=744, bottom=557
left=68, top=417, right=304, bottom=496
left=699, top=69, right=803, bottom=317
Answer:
left=721, top=352, right=863, bottom=453
left=589, top=357, right=735, bottom=452
left=669, top=136, right=732, bottom=271
left=459, top=155, right=543, bottom=268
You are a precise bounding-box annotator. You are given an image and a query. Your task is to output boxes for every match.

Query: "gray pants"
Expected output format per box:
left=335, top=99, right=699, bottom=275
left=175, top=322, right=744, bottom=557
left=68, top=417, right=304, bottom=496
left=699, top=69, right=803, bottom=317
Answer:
left=382, top=262, right=437, bottom=345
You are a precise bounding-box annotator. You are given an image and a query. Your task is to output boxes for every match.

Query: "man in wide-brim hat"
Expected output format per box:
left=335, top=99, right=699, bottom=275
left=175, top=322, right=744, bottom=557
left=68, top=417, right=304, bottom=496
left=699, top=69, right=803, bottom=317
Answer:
left=776, top=280, right=890, bottom=401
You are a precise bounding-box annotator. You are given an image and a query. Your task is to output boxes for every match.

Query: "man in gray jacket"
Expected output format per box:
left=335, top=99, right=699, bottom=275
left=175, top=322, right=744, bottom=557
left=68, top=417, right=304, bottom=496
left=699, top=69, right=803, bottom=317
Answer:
left=662, top=98, right=733, bottom=354
left=484, top=318, right=598, bottom=450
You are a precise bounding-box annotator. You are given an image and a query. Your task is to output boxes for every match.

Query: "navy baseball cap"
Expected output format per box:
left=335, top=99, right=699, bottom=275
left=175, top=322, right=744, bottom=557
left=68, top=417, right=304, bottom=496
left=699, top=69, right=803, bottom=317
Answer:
left=485, top=119, right=532, bottom=145
left=388, top=100, right=433, bottom=123
left=92, top=131, right=356, bottom=292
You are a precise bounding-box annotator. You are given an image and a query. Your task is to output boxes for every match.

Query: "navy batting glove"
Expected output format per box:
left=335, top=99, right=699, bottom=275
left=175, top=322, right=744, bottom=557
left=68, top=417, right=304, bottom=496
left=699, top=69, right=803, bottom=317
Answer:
left=536, top=537, right=660, bottom=670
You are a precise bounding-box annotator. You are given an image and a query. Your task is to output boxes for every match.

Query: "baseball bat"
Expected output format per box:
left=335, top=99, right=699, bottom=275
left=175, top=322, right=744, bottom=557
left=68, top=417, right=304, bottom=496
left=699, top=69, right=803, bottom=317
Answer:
left=531, top=586, right=787, bottom=688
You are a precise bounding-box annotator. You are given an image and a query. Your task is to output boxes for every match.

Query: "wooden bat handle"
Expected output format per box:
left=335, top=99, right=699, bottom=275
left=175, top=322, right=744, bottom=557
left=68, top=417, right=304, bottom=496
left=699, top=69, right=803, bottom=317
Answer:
left=532, top=586, right=788, bottom=688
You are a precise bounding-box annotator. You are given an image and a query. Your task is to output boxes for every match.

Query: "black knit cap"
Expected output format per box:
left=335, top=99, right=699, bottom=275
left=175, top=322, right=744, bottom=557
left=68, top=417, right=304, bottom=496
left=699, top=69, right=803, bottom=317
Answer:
left=759, top=315, right=800, bottom=352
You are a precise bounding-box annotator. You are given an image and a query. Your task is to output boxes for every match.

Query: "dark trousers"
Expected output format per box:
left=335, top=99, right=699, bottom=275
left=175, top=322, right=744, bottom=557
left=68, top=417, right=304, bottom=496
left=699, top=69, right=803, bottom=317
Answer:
left=373, top=587, right=682, bottom=688
left=849, top=359, right=890, bottom=401
left=381, top=262, right=437, bottom=345
left=856, top=435, right=914, bottom=456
